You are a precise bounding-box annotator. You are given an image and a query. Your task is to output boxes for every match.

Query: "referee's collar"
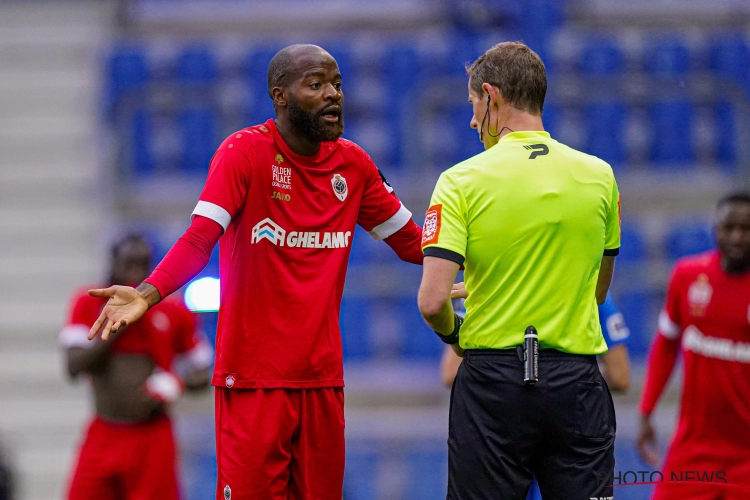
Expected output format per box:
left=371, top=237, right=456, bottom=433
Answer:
left=498, top=130, right=550, bottom=142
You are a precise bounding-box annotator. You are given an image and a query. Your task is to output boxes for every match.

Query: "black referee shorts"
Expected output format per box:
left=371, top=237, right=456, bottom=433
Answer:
left=448, top=348, right=615, bottom=500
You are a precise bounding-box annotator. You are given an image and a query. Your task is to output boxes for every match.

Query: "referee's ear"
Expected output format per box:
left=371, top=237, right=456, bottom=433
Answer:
left=481, top=83, right=502, bottom=107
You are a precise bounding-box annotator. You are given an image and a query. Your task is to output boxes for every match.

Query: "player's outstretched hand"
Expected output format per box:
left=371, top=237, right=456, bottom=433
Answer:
left=636, top=415, right=660, bottom=467
left=87, top=286, right=149, bottom=341
left=451, top=282, right=468, bottom=300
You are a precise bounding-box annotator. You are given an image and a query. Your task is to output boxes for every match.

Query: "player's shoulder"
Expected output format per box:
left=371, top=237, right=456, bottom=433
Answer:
left=336, top=137, right=373, bottom=161
left=153, top=294, right=192, bottom=316
left=671, top=250, right=718, bottom=279
left=217, top=121, right=275, bottom=153
left=68, top=285, right=105, bottom=309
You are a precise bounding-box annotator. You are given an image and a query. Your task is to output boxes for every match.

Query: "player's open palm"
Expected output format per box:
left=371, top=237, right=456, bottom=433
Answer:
left=87, top=286, right=149, bottom=341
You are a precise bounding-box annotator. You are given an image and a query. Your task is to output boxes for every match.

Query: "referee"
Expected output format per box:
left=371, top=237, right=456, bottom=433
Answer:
left=417, top=42, right=620, bottom=500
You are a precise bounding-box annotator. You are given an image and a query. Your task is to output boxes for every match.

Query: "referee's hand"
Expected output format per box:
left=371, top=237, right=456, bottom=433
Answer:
left=451, top=282, right=468, bottom=299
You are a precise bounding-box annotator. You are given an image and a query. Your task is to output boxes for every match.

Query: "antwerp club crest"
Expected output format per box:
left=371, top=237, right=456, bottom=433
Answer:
left=331, top=173, right=348, bottom=202
left=688, top=274, right=713, bottom=317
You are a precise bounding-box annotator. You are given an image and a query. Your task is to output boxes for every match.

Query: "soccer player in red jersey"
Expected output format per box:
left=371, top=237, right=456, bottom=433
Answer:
left=638, top=193, right=750, bottom=499
left=86, top=45, right=423, bottom=499
left=61, top=235, right=213, bottom=500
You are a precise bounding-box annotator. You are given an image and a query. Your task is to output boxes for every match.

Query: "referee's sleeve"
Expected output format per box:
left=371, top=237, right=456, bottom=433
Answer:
left=603, top=175, right=621, bottom=256
left=421, top=172, right=468, bottom=265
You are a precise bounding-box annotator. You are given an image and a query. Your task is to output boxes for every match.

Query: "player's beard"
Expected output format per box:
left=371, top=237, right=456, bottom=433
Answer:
left=287, top=96, right=344, bottom=142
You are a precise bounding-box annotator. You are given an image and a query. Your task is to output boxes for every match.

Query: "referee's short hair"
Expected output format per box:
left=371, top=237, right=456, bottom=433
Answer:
left=466, top=41, right=547, bottom=116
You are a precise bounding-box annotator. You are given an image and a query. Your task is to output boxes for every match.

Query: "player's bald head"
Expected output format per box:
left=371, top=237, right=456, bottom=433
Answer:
left=267, top=44, right=335, bottom=97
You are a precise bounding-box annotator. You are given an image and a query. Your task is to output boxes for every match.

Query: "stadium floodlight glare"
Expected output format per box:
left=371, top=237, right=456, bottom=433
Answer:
left=185, top=277, right=220, bottom=312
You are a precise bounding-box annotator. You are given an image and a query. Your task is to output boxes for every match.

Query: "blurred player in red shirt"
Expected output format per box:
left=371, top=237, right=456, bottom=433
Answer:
left=638, top=193, right=750, bottom=499
left=86, top=45, right=423, bottom=499
left=61, top=235, right=213, bottom=500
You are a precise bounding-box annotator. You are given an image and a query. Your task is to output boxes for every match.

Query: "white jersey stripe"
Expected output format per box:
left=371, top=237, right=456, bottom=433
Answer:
left=368, top=203, right=412, bottom=241
left=192, top=201, right=232, bottom=232
left=658, top=310, right=681, bottom=340
left=59, top=325, right=94, bottom=349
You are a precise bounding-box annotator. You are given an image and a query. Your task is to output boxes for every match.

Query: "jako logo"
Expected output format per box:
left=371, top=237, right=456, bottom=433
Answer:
left=251, top=218, right=351, bottom=249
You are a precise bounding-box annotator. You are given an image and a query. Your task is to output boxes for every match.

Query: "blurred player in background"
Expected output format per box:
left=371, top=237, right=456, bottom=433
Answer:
left=638, top=193, right=750, bottom=499
left=86, top=44, right=423, bottom=499
left=60, top=235, right=213, bottom=500
left=441, top=293, right=631, bottom=500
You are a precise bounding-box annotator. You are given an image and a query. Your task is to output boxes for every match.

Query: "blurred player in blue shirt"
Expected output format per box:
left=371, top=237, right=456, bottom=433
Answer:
left=440, top=293, right=631, bottom=499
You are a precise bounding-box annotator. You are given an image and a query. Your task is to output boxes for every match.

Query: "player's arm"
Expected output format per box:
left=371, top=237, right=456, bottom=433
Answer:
left=64, top=328, right=123, bottom=377
left=440, top=345, right=464, bottom=387
left=88, top=138, right=250, bottom=341
left=172, top=310, right=214, bottom=392
left=599, top=344, right=630, bottom=392
left=356, top=155, right=423, bottom=265
left=598, top=294, right=631, bottom=392
left=637, top=267, right=683, bottom=466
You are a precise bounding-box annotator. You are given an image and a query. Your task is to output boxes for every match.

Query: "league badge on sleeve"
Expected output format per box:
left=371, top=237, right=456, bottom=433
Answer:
left=331, top=174, right=348, bottom=202
left=422, top=204, right=443, bottom=247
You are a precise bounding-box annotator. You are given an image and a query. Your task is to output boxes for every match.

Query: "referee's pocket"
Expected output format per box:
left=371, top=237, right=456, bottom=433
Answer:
left=574, top=381, right=609, bottom=439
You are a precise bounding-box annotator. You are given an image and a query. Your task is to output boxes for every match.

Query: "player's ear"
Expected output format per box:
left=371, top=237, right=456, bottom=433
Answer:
left=271, top=87, right=287, bottom=108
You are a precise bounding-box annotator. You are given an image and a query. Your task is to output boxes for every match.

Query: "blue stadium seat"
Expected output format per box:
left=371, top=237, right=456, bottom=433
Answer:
left=244, top=46, right=280, bottom=124
left=618, top=223, right=648, bottom=263
left=715, top=100, right=737, bottom=166
left=709, top=35, right=750, bottom=82
left=583, top=100, right=628, bottom=166
left=643, top=37, right=690, bottom=77
left=340, top=298, right=372, bottom=361
left=648, top=99, right=695, bottom=164
left=447, top=32, right=482, bottom=75
left=542, top=102, right=562, bottom=139
left=177, top=107, right=219, bottom=173
left=129, top=108, right=154, bottom=175
left=666, top=221, right=714, bottom=260
left=578, top=37, right=625, bottom=77
left=399, top=297, right=443, bottom=360
left=404, top=449, right=448, bottom=500
left=176, top=44, right=218, bottom=85
left=616, top=291, right=653, bottom=358
left=516, top=0, right=565, bottom=32
left=106, top=45, right=149, bottom=118
left=344, top=448, right=378, bottom=500
left=446, top=104, right=484, bottom=166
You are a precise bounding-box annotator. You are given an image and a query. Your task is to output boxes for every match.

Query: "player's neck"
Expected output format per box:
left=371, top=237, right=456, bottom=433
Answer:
left=721, top=255, right=750, bottom=275
left=274, top=118, right=321, bottom=156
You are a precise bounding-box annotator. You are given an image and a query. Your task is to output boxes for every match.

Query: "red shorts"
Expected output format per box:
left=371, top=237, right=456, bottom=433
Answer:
left=652, top=443, right=750, bottom=500
left=67, top=415, right=179, bottom=500
left=215, top=387, right=345, bottom=500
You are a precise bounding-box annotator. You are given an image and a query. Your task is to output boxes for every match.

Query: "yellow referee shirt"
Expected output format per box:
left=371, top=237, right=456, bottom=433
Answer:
left=422, top=131, right=620, bottom=354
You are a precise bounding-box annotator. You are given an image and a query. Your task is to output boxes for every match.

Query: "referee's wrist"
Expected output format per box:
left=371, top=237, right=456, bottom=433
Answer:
left=435, top=314, right=463, bottom=345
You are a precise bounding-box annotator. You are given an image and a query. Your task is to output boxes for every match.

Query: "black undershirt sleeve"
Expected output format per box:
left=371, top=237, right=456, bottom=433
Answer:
left=423, top=247, right=465, bottom=266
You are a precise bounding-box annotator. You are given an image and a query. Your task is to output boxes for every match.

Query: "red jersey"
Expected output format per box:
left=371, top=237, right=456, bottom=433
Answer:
left=182, top=119, right=410, bottom=389
left=641, top=251, right=750, bottom=452
left=59, top=287, right=209, bottom=371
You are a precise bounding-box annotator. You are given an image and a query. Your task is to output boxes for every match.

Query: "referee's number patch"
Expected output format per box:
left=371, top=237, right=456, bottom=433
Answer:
left=422, top=204, right=442, bottom=247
